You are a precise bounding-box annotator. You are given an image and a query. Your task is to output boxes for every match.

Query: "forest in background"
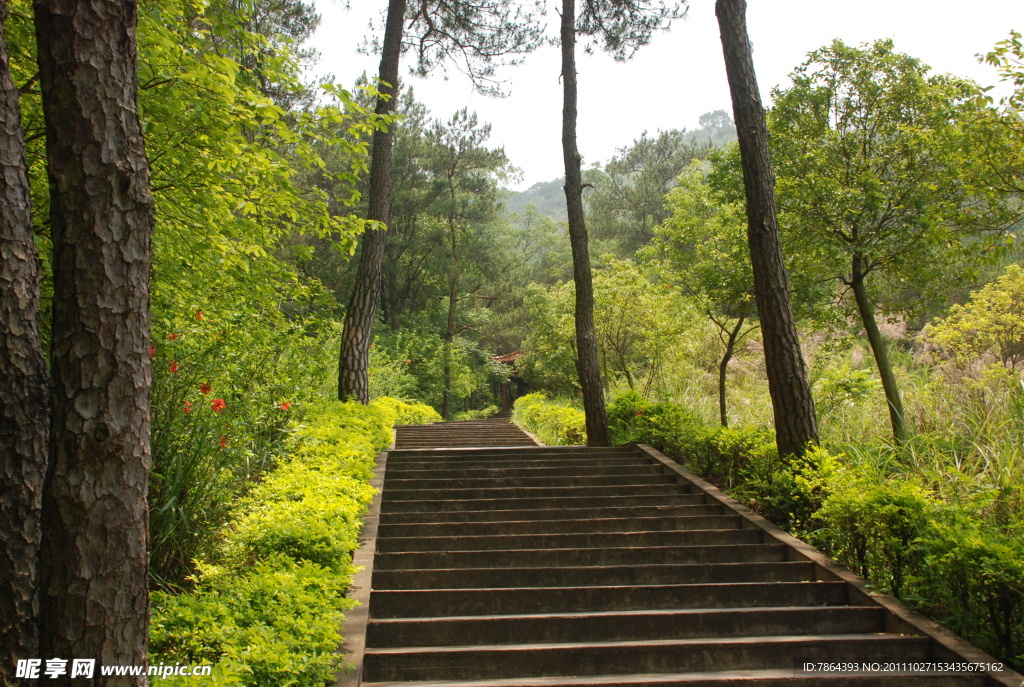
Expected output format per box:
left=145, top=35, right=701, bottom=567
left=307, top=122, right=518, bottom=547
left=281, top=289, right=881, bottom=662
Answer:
left=2, top=0, right=1023, bottom=683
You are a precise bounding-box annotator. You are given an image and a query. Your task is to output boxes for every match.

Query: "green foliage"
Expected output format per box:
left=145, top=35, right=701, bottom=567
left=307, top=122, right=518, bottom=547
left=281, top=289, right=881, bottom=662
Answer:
left=925, top=263, right=1024, bottom=370
left=523, top=259, right=699, bottom=397
left=148, top=309, right=341, bottom=586
left=813, top=478, right=934, bottom=598
left=150, top=398, right=433, bottom=686
left=769, top=39, right=1012, bottom=318
left=453, top=405, right=500, bottom=420
left=586, top=118, right=733, bottom=254
left=920, top=515, right=1024, bottom=663
left=150, top=556, right=352, bottom=686
left=512, top=393, right=586, bottom=445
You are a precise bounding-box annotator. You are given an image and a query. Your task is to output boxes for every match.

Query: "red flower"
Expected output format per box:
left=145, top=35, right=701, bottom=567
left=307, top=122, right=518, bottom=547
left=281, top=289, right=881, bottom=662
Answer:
left=635, top=410, right=643, bottom=416
left=199, top=382, right=212, bottom=395
left=149, top=345, right=157, bottom=360
left=169, top=360, right=179, bottom=374
left=183, top=400, right=192, bottom=413
left=195, top=309, right=204, bottom=321
left=211, top=398, right=226, bottom=413
left=219, top=435, right=228, bottom=448
left=406, top=359, right=412, bottom=364
left=279, top=402, right=292, bottom=410
left=168, top=332, right=178, bottom=340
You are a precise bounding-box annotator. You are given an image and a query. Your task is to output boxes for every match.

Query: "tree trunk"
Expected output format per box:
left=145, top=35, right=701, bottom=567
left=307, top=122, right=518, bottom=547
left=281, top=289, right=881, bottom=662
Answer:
left=850, top=255, right=908, bottom=443
left=716, top=316, right=746, bottom=428
left=443, top=275, right=458, bottom=420
left=33, top=1, right=155, bottom=683
left=337, top=0, right=406, bottom=403
left=0, top=0, right=48, bottom=674
left=715, top=0, right=818, bottom=457
left=560, top=0, right=610, bottom=447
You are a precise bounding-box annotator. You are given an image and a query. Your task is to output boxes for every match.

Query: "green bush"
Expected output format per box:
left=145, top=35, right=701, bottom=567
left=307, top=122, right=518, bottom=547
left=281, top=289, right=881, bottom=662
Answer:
left=453, top=405, right=500, bottom=421
left=149, top=397, right=433, bottom=686
left=512, top=393, right=586, bottom=445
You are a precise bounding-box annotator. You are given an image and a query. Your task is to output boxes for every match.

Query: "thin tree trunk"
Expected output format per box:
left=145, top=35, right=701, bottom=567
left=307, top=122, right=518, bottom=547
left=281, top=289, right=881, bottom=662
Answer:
left=0, top=0, right=48, bottom=674
left=338, top=0, right=406, bottom=402
left=716, top=0, right=818, bottom=457
left=443, top=275, right=458, bottom=420
left=33, top=1, right=155, bottom=682
left=560, top=0, right=610, bottom=447
left=850, top=255, right=908, bottom=443
left=716, top=316, right=746, bottom=428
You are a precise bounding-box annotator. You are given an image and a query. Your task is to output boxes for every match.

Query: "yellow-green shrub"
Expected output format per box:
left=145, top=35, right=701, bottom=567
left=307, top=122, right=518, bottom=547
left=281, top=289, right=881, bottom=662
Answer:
left=513, top=393, right=586, bottom=445
left=150, top=397, right=433, bottom=686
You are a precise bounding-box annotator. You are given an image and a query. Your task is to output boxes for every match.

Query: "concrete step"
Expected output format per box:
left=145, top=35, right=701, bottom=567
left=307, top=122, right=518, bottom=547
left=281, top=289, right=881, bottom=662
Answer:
left=378, top=514, right=744, bottom=538
left=368, top=581, right=848, bottom=618
left=385, top=472, right=679, bottom=489
left=382, top=481, right=688, bottom=501
left=379, top=503, right=725, bottom=525
left=384, top=462, right=665, bottom=478
left=375, top=528, right=762, bottom=553
left=386, top=458, right=655, bottom=473
left=374, top=543, right=790, bottom=571
left=361, top=672, right=988, bottom=687
left=371, top=561, right=821, bottom=590
left=379, top=492, right=709, bottom=513
left=367, top=606, right=886, bottom=647
left=362, top=634, right=933, bottom=682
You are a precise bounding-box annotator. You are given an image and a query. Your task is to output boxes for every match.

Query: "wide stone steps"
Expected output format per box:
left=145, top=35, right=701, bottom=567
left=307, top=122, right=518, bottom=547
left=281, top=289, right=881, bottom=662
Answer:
left=339, top=420, right=1019, bottom=687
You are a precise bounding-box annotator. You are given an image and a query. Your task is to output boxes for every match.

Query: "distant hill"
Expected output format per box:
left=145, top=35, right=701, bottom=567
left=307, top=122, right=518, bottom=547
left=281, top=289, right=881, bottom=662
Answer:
left=502, top=178, right=567, bottom=222
left=501, top=110, right=736, bottom=225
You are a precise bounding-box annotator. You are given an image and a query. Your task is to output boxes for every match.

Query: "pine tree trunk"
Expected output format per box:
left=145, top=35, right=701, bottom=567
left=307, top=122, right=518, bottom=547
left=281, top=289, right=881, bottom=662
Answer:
left=338, top=0, right=406, bottom=403
left=851, top=256, right=908, bottom=443
left=0, top=1, right=48, bottom=674
left=33, top=1, right=155, bottom=682
left=560, top=0, right=610, bottom=447
left=715, top=0, right=818, bottom=457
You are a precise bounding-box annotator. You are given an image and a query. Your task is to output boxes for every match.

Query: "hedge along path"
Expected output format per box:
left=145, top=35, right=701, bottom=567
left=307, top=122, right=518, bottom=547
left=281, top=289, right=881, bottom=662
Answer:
left=337, top=418, right=1022, bottom=686
left=148, top=398, right=441, bottom=686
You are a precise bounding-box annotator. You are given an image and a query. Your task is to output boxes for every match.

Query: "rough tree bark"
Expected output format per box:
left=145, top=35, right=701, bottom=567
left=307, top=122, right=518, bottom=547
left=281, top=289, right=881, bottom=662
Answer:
left=0, top=0, right=48, bottom=676
left=560, top=0, right=611, bottom=447
left=337, top=0, right=406, bottom=403
left=850, top=254, right=908, bottom=443
left=715, top=0, right=818, bottom=456
left=33, top=1, right=155, bottom=682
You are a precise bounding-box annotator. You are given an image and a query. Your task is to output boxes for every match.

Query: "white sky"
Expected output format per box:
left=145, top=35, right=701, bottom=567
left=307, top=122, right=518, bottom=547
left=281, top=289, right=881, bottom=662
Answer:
left=307, top=0, right=1023, bottom=189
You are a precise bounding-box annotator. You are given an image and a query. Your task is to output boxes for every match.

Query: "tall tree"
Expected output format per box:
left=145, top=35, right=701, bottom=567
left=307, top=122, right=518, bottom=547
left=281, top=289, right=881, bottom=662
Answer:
left=769, top=39, right=1015, bottom=443
left=337, top=0, right=542, bottom=403
left=33, top=0, right=155, bottom=681
left=559, top=0, right=684, bottom=446
left=715, top=0, right=819, bottom=456
left=0, top=0, right=48, bottom=675
left=428, top=109, right=509, bottom=418
left=337, top=0, right=405, bottom=403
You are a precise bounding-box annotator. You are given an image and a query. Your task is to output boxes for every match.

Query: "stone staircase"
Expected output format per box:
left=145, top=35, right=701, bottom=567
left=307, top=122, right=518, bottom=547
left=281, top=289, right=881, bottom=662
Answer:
left=338, top=419, right=1021, bottom=686
left=393, top=417, right=539, bottom=448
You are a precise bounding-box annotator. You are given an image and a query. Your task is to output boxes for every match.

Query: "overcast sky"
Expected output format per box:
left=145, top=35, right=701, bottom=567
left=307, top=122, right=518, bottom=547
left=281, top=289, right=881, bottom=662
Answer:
left=307, top=1, right=1023, bottom=189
